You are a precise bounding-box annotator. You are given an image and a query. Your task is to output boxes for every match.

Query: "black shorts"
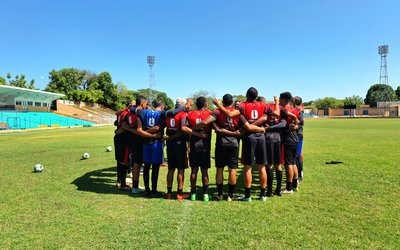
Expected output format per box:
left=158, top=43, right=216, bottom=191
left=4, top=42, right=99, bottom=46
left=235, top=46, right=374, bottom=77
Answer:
left=189, top=151, right=211, bottom=169
left=215, top=146, right=239, bottom=169
left=266, top=141, right=281, bottom=165
left=242, top=135, right=267, bottom=165
left=131, top=137, right=143, bottom=164
left=283, top=144, right=298, bottom=166
left=114, top=133, right=130, bottom=164
left=167, top=142, right=187, bottom=170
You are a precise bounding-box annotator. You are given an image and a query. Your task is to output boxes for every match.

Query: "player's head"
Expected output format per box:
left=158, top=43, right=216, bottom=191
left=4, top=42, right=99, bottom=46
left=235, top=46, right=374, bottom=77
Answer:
left=196, top=96, right=207, bottom=110
left=246, top=87, right=258, bottom=102
left=279, top=92, right=293, bottom=106
left=222, top=94, right=233, bottom=106
left=136, top=95, right=147, bottom=108
left=234, top=100, right=241, bottom=108
left=294, top=96, right=302, bottom=107
left=126, top=99, right=135, bottom=107
left=175, top=97, right=187, bottom=108
left=256, top=96, right=267, bottom=103
left=152, top=99, right=164, bottom=110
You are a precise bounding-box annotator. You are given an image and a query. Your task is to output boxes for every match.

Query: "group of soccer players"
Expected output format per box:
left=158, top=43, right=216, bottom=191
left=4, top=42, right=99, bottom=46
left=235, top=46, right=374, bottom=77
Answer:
left=113, top=87, right=304, bottom=202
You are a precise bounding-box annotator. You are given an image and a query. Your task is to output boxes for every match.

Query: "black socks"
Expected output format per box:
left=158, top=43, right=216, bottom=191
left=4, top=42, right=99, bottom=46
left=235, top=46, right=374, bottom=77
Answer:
left=217, top=184, right=223, bottom=196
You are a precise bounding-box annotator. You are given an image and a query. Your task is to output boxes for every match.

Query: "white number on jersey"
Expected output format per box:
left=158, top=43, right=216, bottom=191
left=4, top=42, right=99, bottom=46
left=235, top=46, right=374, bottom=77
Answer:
left=148, top=118, right=155, bottom=127
left=170, top=118, right=176, bottom=127
left=227, top=118, right=233, bottom=123
left=251, top=110, right=258, bottom=120
left=196, top=118, right=202, bottom=124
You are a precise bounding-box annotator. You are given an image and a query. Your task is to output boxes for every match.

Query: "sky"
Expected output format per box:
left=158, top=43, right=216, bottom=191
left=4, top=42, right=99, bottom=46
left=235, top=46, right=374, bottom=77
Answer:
left=1, top=0, right=399, bottom=102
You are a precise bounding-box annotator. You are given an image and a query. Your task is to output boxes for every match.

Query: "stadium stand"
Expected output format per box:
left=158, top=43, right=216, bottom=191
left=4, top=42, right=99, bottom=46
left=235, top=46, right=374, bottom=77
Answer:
left=0, top=85, right=115, bottom=130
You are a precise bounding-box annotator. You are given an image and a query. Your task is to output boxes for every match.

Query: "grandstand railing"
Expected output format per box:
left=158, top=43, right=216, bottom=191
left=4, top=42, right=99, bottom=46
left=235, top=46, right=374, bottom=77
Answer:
left=0, top=111, right=115, bottom=130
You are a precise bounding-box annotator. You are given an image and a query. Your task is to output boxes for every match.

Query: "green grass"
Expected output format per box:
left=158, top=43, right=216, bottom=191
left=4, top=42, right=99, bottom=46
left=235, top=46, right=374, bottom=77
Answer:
left=1, top=119, right=399, bottom=249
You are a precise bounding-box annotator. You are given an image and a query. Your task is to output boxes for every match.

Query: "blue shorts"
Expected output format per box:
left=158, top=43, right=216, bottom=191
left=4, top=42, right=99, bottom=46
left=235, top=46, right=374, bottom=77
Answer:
left=297, top=139, right=303, bottom=156
left=143, top=141, right=164, bottom=164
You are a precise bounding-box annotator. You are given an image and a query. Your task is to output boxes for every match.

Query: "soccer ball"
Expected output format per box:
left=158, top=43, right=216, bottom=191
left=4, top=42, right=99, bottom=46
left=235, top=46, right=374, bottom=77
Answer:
left=34, top=164, right=44, bottom=172
left=82, top=153, right=90, bottom=159
left=106, top=146, right=112, bottom=152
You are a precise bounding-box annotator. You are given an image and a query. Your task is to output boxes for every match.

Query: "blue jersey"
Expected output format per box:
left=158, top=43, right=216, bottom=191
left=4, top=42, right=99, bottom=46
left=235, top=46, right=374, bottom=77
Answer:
left=140, top=109, right=164, bottom=131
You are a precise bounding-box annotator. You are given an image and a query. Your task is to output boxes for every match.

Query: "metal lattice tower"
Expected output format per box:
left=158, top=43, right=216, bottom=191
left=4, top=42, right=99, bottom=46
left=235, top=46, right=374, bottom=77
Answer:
left=147, top=55, right=156, bottom=102
left=378, top=45, right=389, bottom=85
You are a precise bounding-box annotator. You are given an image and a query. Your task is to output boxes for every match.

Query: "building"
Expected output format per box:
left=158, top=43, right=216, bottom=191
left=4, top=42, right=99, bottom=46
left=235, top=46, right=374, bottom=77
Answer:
left=314, top=104, right=400, bottom=118
left=0, top=85, right=65, bottom=112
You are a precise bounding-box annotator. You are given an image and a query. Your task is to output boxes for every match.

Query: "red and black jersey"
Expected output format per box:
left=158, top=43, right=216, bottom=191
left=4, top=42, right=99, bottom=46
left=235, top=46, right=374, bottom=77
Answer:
left=281, top=105, right=300, bottom=145
left=116, top=109, right=129, bottom=128
left=212, top=107, right=242, bottom=148
left=238, top=101, right=269, bottom=124
left=165, top=111, right=187, bottom=145
left=186, top=109, right=213, bottom=131
left=185, top=109, right=212, bottom=152
left=213, top=107, right=240, bottom=131
left=125, top=110, right=141, bottom=129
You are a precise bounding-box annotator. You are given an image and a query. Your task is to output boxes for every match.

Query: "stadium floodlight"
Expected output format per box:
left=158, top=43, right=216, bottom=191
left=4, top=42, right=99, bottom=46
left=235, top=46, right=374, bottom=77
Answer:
left=378, top=45, right=388, bottom=55
left=147, top=56, right=155, bottom=66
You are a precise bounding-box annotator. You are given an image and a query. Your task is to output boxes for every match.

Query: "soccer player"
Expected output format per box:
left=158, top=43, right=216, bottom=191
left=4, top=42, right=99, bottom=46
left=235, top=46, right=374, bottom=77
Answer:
left=294, top=96, right=304, bottom=181
left=164, top=98, right=192, bottom=200
left=213, top=87, right=273, bottom=201
left=130, top=98, right=189, bottom=197
left=181, top=97, right=212, bottom=202
left=279, top=92, right=300, bottom=194
left=119, top=96, right=159, bottom=194
left=113, top=100, right=132, bottom=191
left=256, top=96, right=287, bottom=197
left=198, top=93, right=266, bottom=201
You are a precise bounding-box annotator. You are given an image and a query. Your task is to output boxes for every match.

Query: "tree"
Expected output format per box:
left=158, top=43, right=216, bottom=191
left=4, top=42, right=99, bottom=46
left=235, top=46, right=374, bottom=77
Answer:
left=191, top=90, right=216, bottom=111
left=396, top=86, right=400, bottom=101
left=46, top=68, right=86, bottom=99
left=135, top=88, right=174, bottom=110
left=314, top=97, right=344, bottom=109
left=0, top=76, right=6, bottom=85
left=8, top=74, right=28, bottom=88
left=365, top=84, right=396, bottom=107
left=28, top=79, right=36, bottom=89
left=232, top=94, right=246, bottom=102
left=344, top=95, right=364, bottom=108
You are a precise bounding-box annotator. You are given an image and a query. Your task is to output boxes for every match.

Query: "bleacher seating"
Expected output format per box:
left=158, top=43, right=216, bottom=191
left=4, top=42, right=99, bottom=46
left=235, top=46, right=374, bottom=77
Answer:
left=55, top=101, right=115, bottom=125
left=0, top=111, right=93, bottom=130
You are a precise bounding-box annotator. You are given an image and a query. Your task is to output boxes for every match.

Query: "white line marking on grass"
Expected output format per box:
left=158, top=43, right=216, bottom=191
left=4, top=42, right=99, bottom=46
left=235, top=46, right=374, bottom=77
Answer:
left=174, top=201, right=194, bottom=245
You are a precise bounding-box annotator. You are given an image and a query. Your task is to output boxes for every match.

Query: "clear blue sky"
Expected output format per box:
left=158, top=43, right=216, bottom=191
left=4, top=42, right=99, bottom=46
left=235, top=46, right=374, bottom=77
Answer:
left=1, top=0, right=399, bottom=102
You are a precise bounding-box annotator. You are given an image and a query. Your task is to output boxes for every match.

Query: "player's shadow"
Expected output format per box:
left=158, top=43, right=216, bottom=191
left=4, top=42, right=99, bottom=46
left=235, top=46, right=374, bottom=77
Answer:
left=71, top=166, right=127, bottom=195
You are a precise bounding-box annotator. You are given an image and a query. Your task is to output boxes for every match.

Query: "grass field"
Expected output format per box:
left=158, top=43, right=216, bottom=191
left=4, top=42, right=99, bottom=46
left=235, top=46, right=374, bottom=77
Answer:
left=1, top=119, right=399, bottom=249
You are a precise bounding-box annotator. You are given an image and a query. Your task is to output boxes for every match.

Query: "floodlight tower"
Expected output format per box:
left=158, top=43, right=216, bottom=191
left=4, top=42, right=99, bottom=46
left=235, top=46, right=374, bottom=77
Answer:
left=147, top=55, right=156, bottom=102
left=378, top=45, right=389, bottom=85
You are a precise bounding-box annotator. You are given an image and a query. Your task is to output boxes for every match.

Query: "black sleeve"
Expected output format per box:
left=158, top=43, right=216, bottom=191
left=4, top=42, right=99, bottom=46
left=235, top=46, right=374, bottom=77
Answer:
left=165, top=106, right=186, bottom=118
left=268, top=119, right=287, bottom=132
left=211, top=110, right=220, bottom=120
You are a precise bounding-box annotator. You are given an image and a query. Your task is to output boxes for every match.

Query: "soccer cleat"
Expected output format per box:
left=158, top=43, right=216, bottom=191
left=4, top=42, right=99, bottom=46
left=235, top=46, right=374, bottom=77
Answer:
left=203, top=194, right=210, bottom=202
left=131, top=187, right=144, bottom=194
left=280, top=189, right=294, bottom=195
left=213, top=194, right=223, bottom=201
left=160, top=162, right=168, bottom=167
left=239, top=197, right=252, bottom=202
left=119, top=185, right=131, bottom=191
left=190, top=194, right=196, bottom=201
left=165, top=193, right=172, bottom=200
left=151, top=190, right=164, bottom=198
left=260, top=196, right=268, bottom=202
left=274, top=190, right=282, bottom=197
left=115, top=182, right=121, bottom=188
left=294, top=187, right=300, bottom=192
left=177, top=194, right=189, bottom=200
left=266, top=192, right=274, bottom=197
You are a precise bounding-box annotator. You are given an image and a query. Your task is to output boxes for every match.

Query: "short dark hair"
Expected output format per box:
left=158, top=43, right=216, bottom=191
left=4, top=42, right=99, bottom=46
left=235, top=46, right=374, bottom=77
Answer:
left=279, top=92, right=293, bottom=103
left=246, top=87, right=258, bottom=101
left=196, top=96, right=207, bottom=109
left=136, top=95, right=146, bottom=106
left=125, top=99, right=132, bottom=107
left=222, top=94, right=233, bottom=106
left=256, top=96, right=266, bottom=103
left=294, top=96, right=302, bottom=106
left=152, top=99, right=164, bottom=108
